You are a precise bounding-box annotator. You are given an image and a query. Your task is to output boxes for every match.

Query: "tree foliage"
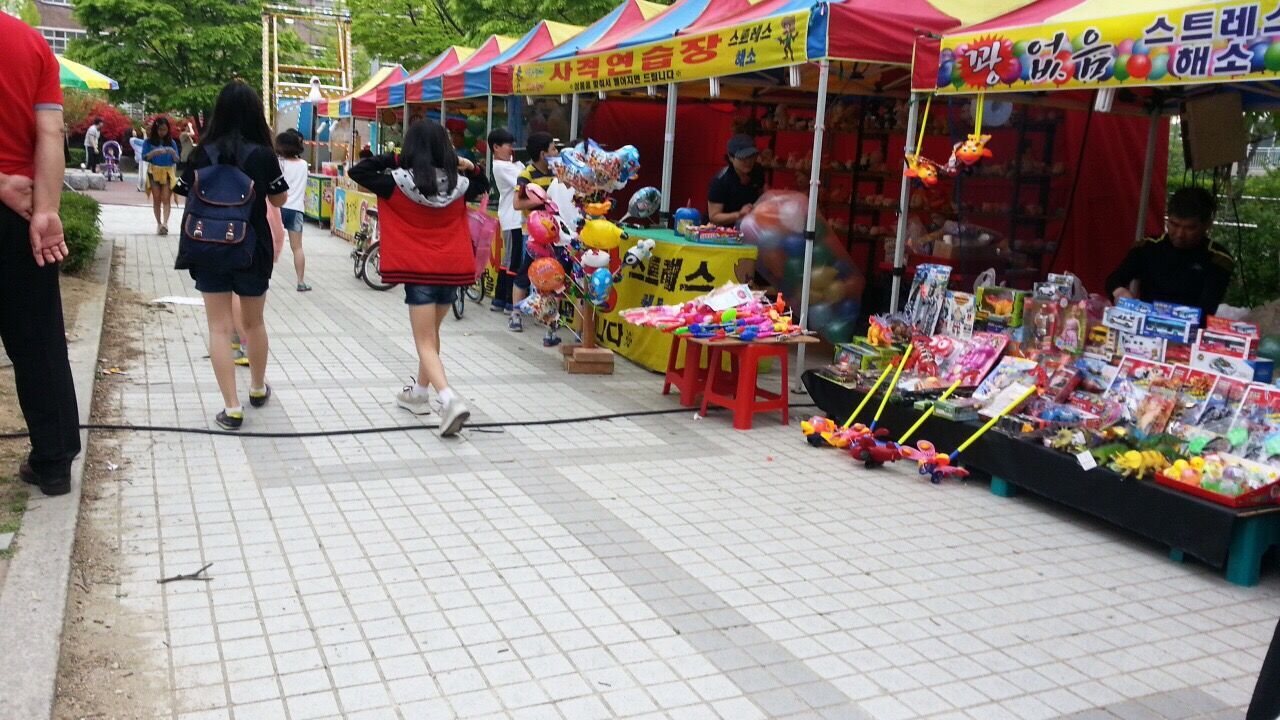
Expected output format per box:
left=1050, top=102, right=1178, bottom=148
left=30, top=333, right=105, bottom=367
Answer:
left=348, top=0, right=646, bottom=68
left=67, top=99, right=133, bottom=145
left=70, top=0, right=265, bottom=119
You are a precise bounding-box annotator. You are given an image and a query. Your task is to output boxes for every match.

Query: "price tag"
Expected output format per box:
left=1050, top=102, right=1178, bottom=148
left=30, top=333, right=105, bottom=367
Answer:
left=1076, top=450, right=1098, bottom=471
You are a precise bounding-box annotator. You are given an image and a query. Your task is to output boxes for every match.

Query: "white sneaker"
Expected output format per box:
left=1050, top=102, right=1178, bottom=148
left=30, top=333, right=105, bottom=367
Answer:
left=396, top=387, right=432, bottom=415
left=439, top=396, right=471, bottom=437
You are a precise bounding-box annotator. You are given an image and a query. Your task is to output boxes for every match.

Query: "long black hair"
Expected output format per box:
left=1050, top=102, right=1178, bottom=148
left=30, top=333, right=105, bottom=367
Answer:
left=400, top=119, right=457, bottom=197
left=201, top=81, right=274, bottom=156
left=275, top=131, right=304, bottom=159
left=148, top=117, right=171, bottom=146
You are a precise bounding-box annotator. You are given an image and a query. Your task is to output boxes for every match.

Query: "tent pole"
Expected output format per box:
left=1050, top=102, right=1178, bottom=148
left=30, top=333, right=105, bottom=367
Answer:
left=440, top=98, right=446, bottom=122
left=403, top=103, right=410, bottom=136
left=890, top=92, right=922, bottom=313
left=1135, top=105, right=1160, bottom=243
left=660, top=83, right=678, bottom=226
left=569, top=93, right=580, bottom=141
left=795, top=59, right=831, bottom=392
left=486, top=94, right=495, bottom=171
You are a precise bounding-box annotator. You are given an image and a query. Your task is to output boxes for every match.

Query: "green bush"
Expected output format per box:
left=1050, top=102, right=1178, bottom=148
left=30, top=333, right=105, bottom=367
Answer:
left=59, top=191, right=101, bottom=275
left=66, top=147, right=85, bottom=169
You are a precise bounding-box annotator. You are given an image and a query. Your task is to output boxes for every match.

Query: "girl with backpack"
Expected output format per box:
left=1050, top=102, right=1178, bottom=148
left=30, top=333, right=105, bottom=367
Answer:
left=349, top=119, right=488, bottom=437
left=174, top=81, right=289, bottom=430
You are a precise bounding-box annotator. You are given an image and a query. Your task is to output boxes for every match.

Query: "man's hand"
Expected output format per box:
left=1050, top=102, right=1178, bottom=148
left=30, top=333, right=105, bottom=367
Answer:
left=0, top=173, right=34, bottom=220
left=739, top=203, right=754, bottom=218
left=458, top=157, right=475, bottom=173
left=29, top=211, right=67, bottom=267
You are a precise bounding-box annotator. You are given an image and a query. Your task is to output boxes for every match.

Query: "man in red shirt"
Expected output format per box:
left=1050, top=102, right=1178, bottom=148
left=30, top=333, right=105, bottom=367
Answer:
left=0, top=13, right=79, bottom=496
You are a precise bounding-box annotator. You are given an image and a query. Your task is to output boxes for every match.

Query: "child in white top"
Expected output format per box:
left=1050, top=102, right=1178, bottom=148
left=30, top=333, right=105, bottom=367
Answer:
left=275, top=132, right=312, bottom=291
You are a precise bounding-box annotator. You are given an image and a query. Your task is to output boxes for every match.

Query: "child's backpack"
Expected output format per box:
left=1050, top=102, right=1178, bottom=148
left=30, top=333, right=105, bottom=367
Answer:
left=175, top=144, right=257, bottom=271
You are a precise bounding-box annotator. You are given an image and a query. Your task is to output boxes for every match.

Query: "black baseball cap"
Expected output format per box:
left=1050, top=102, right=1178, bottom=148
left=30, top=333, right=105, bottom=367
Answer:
left=727, top=134, right=759, bottom=159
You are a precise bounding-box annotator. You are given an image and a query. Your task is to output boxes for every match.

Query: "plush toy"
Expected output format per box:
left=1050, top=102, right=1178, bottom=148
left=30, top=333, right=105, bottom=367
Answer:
left=904, top=155, right=942, bottom=187
left=952, top=133, right=993, bottom=166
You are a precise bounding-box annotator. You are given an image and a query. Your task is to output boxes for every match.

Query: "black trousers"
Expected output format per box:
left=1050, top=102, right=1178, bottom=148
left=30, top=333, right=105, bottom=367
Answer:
left=0, top=207, right=80, bottom=477
left=1250, top=617, right=1280, bottom=720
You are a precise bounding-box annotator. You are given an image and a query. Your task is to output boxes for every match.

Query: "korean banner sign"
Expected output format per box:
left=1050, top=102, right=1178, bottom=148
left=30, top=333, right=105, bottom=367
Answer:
left=515, top=13, right=809, bottom=96
left=935, top=1, right=1280, bottom=94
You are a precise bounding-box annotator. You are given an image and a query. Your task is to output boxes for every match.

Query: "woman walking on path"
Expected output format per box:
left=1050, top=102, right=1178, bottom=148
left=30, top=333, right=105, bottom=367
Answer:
left=175, top=82, right=288, bottom=430
left=144, top=117, right=180, bottom=234
left=349, top=119, right=488, bottom=437
left=274, top=132, right=311, bottom=291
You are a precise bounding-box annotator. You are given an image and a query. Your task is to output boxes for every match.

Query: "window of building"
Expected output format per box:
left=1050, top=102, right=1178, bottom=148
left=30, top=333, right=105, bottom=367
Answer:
left=40, top=0, right=73, bottom=7
left=39, top=27, right=87, bottom=55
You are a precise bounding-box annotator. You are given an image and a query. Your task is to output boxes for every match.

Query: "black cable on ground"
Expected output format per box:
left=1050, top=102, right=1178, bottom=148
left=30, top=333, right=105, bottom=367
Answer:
left=0, top=403, right=820, bottom=440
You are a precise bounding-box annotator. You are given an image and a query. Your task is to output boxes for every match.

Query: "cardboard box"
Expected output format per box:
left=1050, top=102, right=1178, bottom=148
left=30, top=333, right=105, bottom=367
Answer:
left=1197, top=329, right=1253, bottom=359
left=1191, top=348, right=1255, bottom=382
left=1141, top=314, right=1196, bottom=344
left=1122, top=333, right=1166, bottom=362
left=1116, top=297, right=1155, bottom=315
left=1207, top=316, right=1260, bottom=340
left=976, top=287, right=1027, bottom=327
left=1153, top=302, right=1202, bottom=325
left=1103, top=306, right=1145, bottom=335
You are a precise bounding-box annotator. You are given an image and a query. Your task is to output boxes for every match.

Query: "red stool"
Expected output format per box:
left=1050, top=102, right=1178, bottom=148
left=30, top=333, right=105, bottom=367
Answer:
left=698, top=341, right=790, bottom=430
left=662, top=335, right=706, bottom=407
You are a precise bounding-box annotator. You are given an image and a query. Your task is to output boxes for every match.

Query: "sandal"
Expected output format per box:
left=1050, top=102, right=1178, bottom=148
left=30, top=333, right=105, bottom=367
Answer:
left=296, top=283, right=312, bottom=292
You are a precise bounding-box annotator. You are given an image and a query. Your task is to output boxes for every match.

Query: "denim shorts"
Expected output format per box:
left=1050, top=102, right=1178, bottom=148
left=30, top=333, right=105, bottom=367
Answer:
left=190, top=268, right=269, bottom=297
left=280, top=208, right=304, bottom=233
left=404, top=284, right=457, bottom=306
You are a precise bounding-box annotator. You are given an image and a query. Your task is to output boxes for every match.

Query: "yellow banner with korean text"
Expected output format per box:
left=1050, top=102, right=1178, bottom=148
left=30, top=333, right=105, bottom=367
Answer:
left=935, top=1, right=1280, bottom=94
left=514, top=12, right=810, bottom=96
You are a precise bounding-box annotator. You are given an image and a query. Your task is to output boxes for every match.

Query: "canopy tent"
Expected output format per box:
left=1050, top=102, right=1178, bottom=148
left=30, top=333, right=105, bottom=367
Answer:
left=417, top=34, right=519, bottom=104
left=441, top=21, right=583, bottom=100
left=57, top=55, right=118, bottom=91
left=379, top=46, right=474, bottom=109
left=323, top=65, right=406, bottom=119
left=541, top=0, right=669, bottom=60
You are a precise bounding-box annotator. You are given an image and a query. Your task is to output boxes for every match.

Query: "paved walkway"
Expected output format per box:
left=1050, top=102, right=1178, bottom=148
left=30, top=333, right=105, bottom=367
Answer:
left=91, top=204, right=1278, bottom=720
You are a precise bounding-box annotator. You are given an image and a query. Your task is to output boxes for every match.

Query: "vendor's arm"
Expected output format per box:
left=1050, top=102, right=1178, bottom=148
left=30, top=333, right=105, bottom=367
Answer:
left=1105, top=242, right=1148, bottom=300
left=348, top=153, right=397, bottom=200
left=1197, top=245, right=1235, bottom=317
left=707, top=200, right=749, bottom=226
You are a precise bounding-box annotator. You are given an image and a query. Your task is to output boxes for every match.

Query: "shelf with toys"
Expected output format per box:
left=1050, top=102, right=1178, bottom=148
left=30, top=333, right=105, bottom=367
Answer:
left=796, top=264, right=1280, bottom=587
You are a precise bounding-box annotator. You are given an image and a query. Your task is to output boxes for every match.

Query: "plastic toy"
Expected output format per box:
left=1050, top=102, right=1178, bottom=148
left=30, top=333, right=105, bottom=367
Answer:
left=897, top=378, right=963, bottom=445
left=951, top=133, right=993, bottom=166
left=800, top=416, right=838, bottom=447
left=905, top=154, right=941, bottom=187
left=1110, top=449, right=1169, bottom=478
left=914, top=385, right=1036, bottom=484
left=849, top=429, right=901, bottom=467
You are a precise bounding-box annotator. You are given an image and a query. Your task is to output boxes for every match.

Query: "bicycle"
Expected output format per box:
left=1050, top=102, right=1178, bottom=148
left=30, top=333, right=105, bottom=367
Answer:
left=350, top=209, right=394, bottom=291
left=452, top=269, right=487, bottom=320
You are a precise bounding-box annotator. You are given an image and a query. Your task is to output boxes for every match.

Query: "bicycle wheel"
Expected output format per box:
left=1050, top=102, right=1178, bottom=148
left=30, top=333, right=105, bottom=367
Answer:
left=452, top=291, right=465, bottom=320
left=465, top=276, right=484, bottom=303
left=362, top=242, right=396, bottom=291
left=352, top=239, right=366, bottom=278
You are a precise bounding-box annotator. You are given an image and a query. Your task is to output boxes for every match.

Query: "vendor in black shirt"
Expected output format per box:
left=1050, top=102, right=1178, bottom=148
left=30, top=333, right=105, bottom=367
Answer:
left=707, top=134, right=765, bottom=226
left=1105, top=187, right=1234, bottom=317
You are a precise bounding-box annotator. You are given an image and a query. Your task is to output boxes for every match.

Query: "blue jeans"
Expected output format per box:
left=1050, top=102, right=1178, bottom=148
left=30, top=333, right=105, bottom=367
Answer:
left=404, top=284, right=457, bottom=306
left=280, top=208, right=304, bottom=233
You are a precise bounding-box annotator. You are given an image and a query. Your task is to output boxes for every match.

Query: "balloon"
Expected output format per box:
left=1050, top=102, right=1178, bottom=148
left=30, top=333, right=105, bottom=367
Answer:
left=810, top=265, right=837, bottom=288
left=1265, top=42, right=1280, bottom=72
left=1117, top=39, right=1134, bottom=55
left=807, top=303, right=835, bottom=331
left=1131, top=39, right=1148, bottom=56
left=1021, top=60, right=1032, bottom=82
left=938, top=61, right=954, bottom=87
left=1251, top=42, right=1270, bottom=73
left=1149, top=54, right=1169, bottom=80
left=781, top=233, right=806, bottom=258
left=526, top=210, right=558, bottom=248
left=529, top=257, right=566, bottom=294
left=819, top=318, right=857, bottom=344
left=953, top=75, right=967, bottom=89
left=1114, top=55, right=1131, bottom=81
left=627, top=187, right=660, bottom=219
left=811, top=242, right=836, bottom=267
left=1127, top=53, right=1151, bottom=79
left=1054, top=51, right=1075, bottom=86
left=1071, top=34, right=1085, bottom=52
left=1012, top=40, right=1028, bottom=56
left=835, top=298, right=860, bottom=319
left=783, top=257, right=805, bottom=284
left=517, top=291, right=560, bottom=326
left=466, top=114, right=486, bottom=135
left=588, top=267, right=613, bottom=305
left=580, top=219, right=627, bottom=251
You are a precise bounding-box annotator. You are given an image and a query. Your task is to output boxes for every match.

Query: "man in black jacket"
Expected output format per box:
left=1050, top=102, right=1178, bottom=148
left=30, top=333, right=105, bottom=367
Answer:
left=1105, top=187, right=1234, bottom=317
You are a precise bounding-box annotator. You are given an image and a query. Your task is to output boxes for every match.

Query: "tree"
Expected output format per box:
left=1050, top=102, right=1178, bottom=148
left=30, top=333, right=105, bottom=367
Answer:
left=70, top=0, right=264, bottom=119
left=348, top=0, right=656, bottom=68
left=66, top=97, right=133, bottom=145
left=2, top=0, right=41, bottom=26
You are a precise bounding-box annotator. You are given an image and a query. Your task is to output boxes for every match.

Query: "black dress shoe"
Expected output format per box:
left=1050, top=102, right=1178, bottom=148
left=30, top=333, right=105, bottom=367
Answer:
left=18, top=462, right=70, bottom=496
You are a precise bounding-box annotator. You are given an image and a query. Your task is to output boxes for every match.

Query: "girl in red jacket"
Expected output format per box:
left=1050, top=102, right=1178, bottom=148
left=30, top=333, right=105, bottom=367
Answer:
left=350, top=120, right=488, bottom=437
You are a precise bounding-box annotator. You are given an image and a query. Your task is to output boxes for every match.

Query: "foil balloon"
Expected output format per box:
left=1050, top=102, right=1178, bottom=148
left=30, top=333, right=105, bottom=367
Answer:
left=580, top=249, right=611, bottom=270
left=622, top=186, right=660, bottom=223
left=581, top=219, right=628, bottom=251
left=517, top=291, right=560, bottom=327
left=529, top=257, right=566, bottom=294
left=623, top=238, right=656, bottom=268
left=588, top=267, right=614, bottom=306
left=526, top=210, right=557, bottom=248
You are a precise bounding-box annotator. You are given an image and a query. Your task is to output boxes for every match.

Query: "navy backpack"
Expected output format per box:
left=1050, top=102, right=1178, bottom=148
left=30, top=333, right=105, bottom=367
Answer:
left=175, top=145, right=257, bottom=271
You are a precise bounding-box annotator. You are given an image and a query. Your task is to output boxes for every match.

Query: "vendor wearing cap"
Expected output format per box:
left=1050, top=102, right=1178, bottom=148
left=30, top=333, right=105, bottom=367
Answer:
left=1105, top=186, right=1234, bottom=317
left=707, top=134, right=765, bottom=227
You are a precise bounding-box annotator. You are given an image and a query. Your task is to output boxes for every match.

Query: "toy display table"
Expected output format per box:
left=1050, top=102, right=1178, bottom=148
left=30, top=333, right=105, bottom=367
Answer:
left=804, top=370, right=1280, bottom=587
left=595, top=228, right=757, bottom=372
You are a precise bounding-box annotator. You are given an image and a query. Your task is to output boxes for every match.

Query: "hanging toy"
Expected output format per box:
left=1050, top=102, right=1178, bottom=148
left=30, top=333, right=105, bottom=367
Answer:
left=949, top=93, right=995, bottom=168
left=584, top=199, right=613, bottom=219
left=905, top=154, right=942, bottom=187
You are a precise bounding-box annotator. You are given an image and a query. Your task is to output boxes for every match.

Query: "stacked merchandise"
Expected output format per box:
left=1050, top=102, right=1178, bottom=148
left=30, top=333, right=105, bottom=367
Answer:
left=812, top=266, right=1280, bottom=506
